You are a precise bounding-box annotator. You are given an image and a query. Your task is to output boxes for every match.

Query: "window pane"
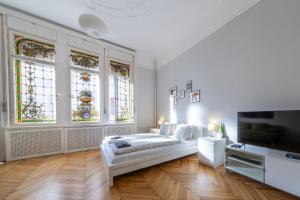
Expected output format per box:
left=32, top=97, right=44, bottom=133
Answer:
left=109, top=75, right=115, bottom=121
left=70, top=50, right=99, bottom=71
left=116, top=76, right=130, bottom=121
left=14, top=59, right=56, bottom=123
left=15, top=34, right=55, bottom=62
left=71, top=69, right=100, bottom=122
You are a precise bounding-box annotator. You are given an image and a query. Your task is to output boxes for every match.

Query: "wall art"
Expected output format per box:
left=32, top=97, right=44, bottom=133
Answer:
left=169, top=86, right=177, bottom=97
left=186, top=80, right=192, bottom=92
left=189, top=90, right=200, bottom=103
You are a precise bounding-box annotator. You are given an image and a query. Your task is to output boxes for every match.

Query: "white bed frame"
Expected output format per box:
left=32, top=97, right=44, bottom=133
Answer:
left=100, top=126, right=205, bottom=186
left=100, top=144, right=198, bottom=186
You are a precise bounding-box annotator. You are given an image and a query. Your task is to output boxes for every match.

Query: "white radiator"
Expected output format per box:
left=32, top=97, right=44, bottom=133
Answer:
left=5, top=124, right=135, bottom=161
left=104, top=124, right=134, bottom=136
left=65, top=127, right=103, bottom=152
left=6, top=129, right=63, bottom=161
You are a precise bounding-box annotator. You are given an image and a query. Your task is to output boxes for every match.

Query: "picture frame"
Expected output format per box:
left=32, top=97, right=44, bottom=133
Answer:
left=169, top=86, right=177, bottom=97
left=177, top=90, right=185, bottom=98
left=174, top=98, right=178, bottom=105
left=186, top=80, right=192, bottom=92
left=189, top=90, right=200, bottom=103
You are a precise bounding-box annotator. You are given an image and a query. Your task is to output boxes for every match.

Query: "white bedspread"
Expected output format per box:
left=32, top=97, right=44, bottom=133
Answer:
left=103, top=133, right=180, bottom=155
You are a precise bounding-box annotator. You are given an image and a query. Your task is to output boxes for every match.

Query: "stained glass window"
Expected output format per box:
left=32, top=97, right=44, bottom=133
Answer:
left=13, top=34, right=56, bottom=124
left=70, top=49, right=100, bottom=122
left=15, top=35, right=55, bottom=62
left=70, top=50, right=99, bottom=70
left=109, top=60, right=132, bottom=121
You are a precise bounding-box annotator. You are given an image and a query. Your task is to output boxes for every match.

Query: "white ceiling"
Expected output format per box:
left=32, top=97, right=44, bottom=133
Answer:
left=0, top=0, right=260, bottom=69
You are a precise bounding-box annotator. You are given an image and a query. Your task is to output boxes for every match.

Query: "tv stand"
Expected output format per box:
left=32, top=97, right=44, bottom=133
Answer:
left=225, top=145, right=265, bottom=183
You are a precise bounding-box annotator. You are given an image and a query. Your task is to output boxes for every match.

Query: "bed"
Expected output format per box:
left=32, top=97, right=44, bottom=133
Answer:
left=100, top=125, right=204, bottom=186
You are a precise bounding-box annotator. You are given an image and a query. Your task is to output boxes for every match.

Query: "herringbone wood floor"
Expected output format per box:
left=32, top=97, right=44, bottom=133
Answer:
left=0, top=150, right=298, bottom=200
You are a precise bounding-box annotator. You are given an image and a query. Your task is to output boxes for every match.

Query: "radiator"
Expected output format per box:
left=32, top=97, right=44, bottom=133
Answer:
left=5, top=124, right=135, bottom=161
left=65, top=127, right=103, bottom=152
left=6, top=129, right=63, bottom=161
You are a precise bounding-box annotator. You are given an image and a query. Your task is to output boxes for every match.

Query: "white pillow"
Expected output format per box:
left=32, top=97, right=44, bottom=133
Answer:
left=187, top=126, right=195, bottom=139
left=169, top=124, right=177, bottom=135
left=174, top=125, right=191, bottom=140
left=160, top=123, right=171, bottom=135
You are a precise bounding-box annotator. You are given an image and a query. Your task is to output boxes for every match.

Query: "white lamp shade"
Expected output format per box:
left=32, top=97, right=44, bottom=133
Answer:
left=78, top=14, right=108, bottom=38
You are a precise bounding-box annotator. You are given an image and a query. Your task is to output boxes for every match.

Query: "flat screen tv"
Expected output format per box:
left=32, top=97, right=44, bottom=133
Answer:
left=238, top=110, right=300, bottom=154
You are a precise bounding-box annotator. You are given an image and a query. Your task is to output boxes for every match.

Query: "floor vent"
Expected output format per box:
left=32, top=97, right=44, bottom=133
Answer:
left=65, top=127, right=103, bottom=152
left=6, top=129, right=63, bottom=161
left=104, top=124, right=134, bottom=136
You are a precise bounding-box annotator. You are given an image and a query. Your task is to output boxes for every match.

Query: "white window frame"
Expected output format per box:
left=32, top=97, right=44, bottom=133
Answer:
left=8, top=30, right=58, bottom=127
left=108, top=59, right=134, bottom=122
left=68, top=47, right=102, bottom=124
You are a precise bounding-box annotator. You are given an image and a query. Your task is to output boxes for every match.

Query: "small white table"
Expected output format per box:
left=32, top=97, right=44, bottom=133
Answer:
left=150, top=128, right=160, bottom=134
left=198, top=136, right=226, bottom=168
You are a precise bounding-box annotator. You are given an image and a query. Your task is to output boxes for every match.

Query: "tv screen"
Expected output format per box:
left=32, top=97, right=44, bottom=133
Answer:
left=238, top=110, right=300, bottom=154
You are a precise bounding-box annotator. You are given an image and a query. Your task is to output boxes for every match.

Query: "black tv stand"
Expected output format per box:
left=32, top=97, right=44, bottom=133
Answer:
left=286, top=152, right=300, bottom=160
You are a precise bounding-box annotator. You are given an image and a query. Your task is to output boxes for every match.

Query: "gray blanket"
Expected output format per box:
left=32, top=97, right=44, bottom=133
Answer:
left=114, top=140, right=131, bottom=148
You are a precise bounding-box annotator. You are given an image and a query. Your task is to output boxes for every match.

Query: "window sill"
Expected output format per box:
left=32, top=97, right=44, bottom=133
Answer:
left=5, top=121, right=134, bottom=131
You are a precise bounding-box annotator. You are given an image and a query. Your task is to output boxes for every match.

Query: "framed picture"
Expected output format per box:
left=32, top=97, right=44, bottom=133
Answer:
left=189, top=90, right=200, bottom=103
left=186, top=80, right=192, bottom=92
left=174, top=98, right=178, bottom=105
left=178, top=90, right=185, bottom=98
left=169, top=86, right=177, bottom=97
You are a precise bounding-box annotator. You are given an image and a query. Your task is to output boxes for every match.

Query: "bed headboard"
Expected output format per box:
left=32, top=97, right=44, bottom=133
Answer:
left=191, top=126, right=209, bottom=138
left=163, top=123, right=209, bottom=138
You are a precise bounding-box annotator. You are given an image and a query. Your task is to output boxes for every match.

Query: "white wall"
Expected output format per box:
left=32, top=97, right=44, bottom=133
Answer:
left=136, top=67, right=155, bottom=132
left=157, top=0, right=300, bottom=142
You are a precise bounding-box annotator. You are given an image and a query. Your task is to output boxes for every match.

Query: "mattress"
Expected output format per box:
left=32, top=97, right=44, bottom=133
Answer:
left=102, top=138, right=198, bottom=164
left=103, top=133, right=180, bottom=155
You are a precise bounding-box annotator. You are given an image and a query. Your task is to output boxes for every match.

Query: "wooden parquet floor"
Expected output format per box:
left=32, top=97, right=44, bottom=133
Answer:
left=0, top=150, right=298, bottom=200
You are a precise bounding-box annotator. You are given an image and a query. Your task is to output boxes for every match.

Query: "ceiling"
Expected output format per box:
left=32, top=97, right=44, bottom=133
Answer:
left=0, top=0, right=260, bottom=69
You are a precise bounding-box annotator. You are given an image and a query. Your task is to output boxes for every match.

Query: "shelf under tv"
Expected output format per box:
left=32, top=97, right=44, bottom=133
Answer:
left=225, top=145, right=265, bottom=183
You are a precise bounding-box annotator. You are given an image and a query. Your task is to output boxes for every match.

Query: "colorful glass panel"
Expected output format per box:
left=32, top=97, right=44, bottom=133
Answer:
left=15, top=59, right=56, bottom=123
left=15, top=35, right=55, bottom=62
left=115, top=76, right=130, bottom=121
left=109, top=60, right=131, bottom=121
left=110, top=60, right=130, bottom=78
left=71, top=69, right=100, bottom=122
left=70, top=50, right=99, bottom=70
left=109, top=75, right=131, bottom=121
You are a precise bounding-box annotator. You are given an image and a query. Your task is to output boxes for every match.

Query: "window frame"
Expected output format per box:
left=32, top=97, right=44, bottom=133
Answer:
left=6, top=30, right=135, bottom=127
left=8, top=31, right=58, bottom=127
left=108, top=59, right=134, bottom=122
left=68, top=47, right=102, bottom=124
